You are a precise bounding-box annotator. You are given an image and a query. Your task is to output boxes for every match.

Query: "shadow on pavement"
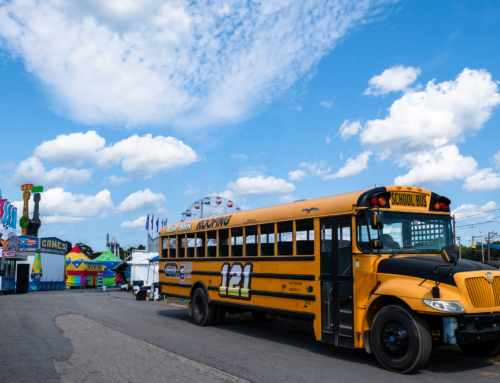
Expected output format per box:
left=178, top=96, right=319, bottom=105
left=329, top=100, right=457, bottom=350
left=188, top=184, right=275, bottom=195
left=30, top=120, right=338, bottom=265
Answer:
left=157, top=308, right=497, bottom=375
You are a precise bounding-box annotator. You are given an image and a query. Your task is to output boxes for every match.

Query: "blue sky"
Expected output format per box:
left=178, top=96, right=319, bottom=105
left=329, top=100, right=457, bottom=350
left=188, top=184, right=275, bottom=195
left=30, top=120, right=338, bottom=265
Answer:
left=0, top=0, right=499, bottom=251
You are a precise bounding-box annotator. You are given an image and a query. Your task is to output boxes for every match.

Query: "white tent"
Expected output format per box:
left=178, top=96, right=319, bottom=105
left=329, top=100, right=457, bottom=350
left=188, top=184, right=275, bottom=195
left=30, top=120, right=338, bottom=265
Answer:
left=128, top=250, right=158, bottom=287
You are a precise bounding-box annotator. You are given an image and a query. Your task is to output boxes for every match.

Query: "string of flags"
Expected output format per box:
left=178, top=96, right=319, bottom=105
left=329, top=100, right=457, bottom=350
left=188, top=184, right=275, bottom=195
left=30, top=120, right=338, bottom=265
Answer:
left=145, top=214, right=167, bottom=233
left=0, top=199, right=17, bottom=229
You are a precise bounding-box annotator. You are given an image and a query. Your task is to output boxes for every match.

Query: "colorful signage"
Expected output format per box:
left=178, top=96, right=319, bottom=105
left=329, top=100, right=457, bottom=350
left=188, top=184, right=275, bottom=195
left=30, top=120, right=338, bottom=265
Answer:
left=19, top=236, right=40, bottom=250
left=40, top=237, right=66, bottom=253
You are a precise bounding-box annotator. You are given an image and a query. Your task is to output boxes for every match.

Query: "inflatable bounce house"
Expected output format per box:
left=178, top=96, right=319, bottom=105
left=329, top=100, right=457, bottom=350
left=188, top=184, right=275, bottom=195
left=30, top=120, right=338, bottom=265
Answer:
left=65, top=245, right=102, bottom=287
left=94, top=248, right=121, bottom=286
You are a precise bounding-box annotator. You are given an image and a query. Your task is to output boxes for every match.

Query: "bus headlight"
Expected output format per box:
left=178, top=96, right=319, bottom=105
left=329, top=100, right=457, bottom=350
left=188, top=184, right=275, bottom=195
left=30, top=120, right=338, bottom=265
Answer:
left=423, top=300, right=465, bottom=313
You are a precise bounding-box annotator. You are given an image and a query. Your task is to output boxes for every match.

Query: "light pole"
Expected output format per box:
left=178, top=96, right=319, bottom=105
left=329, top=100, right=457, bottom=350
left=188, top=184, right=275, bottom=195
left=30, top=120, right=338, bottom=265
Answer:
left=457, top=236, right=461, bottom=259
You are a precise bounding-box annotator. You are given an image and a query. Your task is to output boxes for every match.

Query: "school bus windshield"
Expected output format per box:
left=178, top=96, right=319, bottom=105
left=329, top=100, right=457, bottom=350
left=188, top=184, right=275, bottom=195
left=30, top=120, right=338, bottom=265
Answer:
left=356, top=212, right=452, bottom=254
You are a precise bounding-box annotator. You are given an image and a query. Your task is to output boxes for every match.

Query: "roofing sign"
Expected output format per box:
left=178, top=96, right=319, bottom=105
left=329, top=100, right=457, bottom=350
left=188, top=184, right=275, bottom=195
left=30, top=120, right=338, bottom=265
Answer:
left=40, top=237, right=66, bottom=254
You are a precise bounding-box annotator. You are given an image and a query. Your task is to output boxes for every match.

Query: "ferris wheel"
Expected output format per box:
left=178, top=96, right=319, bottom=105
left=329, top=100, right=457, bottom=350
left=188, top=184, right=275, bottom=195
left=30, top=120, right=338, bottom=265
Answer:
left=181, top=196, right=241, bottom=221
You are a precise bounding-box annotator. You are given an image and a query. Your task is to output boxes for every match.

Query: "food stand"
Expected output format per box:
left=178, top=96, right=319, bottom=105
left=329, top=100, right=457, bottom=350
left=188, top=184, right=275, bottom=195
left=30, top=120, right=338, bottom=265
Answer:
left=0, top=233, right=26, bottom=293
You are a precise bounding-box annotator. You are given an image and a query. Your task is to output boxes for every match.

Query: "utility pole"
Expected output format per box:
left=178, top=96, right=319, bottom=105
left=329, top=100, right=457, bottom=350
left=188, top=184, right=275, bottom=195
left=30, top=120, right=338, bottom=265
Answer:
left=482, top=241, right=484, bottom=262
left=453, top=215, right=456, bottom=247
left=488, top=232, right=491, bottom=262
left=457, top=236, right=461, bottom=259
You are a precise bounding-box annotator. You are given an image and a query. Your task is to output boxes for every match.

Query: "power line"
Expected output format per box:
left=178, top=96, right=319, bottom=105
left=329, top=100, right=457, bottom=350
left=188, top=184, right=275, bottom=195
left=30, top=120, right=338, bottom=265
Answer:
left=456, top=214, right=500, bottom=228
left=455, top=207, right=500, bottom=221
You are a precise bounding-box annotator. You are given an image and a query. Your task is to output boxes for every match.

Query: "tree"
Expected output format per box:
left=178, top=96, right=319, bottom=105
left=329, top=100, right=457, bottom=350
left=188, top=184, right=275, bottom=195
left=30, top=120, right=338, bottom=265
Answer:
left=75, top=243, right=94, bottom=259
left=65, top=241, right=73, bottom=254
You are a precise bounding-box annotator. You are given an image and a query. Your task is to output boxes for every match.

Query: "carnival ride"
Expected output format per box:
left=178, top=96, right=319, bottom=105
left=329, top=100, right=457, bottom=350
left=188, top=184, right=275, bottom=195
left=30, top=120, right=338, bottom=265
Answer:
left=181, top=196, right=241, bottom=221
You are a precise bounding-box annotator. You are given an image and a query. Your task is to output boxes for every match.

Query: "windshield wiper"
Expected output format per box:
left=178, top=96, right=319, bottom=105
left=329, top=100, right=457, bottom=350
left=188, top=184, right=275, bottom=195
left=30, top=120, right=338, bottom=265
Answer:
left=389, top=245, right=417, bottom=258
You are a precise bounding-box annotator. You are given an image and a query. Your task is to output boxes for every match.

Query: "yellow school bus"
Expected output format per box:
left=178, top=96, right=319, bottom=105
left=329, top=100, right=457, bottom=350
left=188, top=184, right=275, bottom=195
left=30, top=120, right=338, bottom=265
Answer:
left=159, top=186, right=500, bottom=373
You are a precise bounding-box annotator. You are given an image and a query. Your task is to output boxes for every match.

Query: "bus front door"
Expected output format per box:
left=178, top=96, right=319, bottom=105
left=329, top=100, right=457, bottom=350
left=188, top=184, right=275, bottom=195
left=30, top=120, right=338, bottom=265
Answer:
left=320, top=216, right=354, bottom=348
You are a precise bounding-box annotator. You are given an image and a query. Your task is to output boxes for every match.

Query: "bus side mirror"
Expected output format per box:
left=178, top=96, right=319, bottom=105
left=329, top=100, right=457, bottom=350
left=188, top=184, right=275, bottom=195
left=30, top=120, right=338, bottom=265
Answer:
left=370, top=238, right=384, bottom=250
left=441, top=246, right=459, bottom=265
left=370, top=210, right=384, bottom=231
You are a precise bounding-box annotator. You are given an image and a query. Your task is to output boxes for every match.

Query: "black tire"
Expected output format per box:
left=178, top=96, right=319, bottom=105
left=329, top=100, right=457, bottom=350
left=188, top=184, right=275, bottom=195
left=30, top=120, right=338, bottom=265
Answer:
left=192, top=288, right=216, bottom=326
left=213, top=305, right=227, bottom=325
left=371, top=304, right=432, bottom=373
left=251, top=310, right=267, bottom=321
left=458, top=339, right=500, bottom=358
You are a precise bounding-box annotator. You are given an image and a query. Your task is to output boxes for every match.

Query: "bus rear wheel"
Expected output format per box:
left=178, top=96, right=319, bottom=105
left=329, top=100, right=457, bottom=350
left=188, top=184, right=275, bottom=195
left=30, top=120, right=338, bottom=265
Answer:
left=371, top=304, right=432, bottom=373
left=458, top=339, right=500, bottom=358
left=192, top=288, right=215, bottom=326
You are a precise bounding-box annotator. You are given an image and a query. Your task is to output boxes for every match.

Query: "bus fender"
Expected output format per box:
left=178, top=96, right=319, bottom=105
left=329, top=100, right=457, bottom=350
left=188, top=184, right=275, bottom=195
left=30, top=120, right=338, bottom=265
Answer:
left=190, top=280, right=211, bottom=303
left=363, top=294, right=417, bottom=331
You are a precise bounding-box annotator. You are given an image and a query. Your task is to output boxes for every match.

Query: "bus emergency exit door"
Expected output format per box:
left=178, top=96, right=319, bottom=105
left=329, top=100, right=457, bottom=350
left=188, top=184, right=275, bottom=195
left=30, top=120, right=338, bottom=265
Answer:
left=320, top=216, right=354, bottom=348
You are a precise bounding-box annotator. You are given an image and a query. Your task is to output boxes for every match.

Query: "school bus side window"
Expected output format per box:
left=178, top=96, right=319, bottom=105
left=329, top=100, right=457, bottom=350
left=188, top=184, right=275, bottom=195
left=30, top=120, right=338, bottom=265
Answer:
left=162, top=237, right=168, bottom=258
left=296, top=218, right=314, bottom=255
left=207, top=231, right=217, bottom=257
left=196, top=233, right=205, bottom=257
left=186, top=233, right=195, bottom=257
left=169, top=236, right=176, bottom=258
left=177, top=234, right=186, bottom=258
left=219, top=229, right=230, bottom=257
left=277, top=221, right=293, bottom=256
left=260, top=223, right=275, bottom=256
left=231, top=227, right=243, bottom=256
left=245, top=225, right=258, bottom=256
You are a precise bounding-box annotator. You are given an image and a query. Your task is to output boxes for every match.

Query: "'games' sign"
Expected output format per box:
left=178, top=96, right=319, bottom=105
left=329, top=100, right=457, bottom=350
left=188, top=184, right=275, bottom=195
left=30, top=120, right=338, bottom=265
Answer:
left=40, top=237, right=66, bottom=254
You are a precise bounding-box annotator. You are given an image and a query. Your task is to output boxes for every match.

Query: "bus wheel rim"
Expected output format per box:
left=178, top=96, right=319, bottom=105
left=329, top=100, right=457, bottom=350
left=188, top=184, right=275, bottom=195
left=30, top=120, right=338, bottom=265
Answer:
left=381, top=321, right=409, bottom=358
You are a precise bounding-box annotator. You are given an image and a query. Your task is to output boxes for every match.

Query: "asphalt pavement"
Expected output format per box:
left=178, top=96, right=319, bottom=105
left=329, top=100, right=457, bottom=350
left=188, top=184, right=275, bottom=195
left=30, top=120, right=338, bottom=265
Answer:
left=1, top=289, right=500, bottom=383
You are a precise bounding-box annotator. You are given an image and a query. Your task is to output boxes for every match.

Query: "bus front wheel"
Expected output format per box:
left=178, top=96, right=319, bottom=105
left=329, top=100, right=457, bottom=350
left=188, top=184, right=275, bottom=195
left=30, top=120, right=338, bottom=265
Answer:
left=371, top=304, right=432, bottom=373
left=192, top=288, right=215, bottom=326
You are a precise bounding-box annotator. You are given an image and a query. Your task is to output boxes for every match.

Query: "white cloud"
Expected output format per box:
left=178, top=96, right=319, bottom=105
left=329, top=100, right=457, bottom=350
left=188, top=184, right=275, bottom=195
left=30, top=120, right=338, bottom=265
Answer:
left=463, top=168, right=500, bottom=191
left=237, top=166, right=267, bottom=178
left=326, top=136, right=330, bottom=144
left=395, top=145, right=477, bottom=186
left=106, top=175, right=130, bottom=185
left=296, top=107, right=302, bottom=112
left=121, top=216, right=147, bottom=229
left=228, top=175, right=295, bottom=196
left=116, top=188, right=166, bottom=214
left=339, top=120, right=362, bottom=140
left=493, top=150, right=500, bottom=170
left=9, top=157, right=92, bottom=188
left=280, top=194, right=295, bottom=203
left=35, top=132, right=198, bottom=179
left=323, top=151, right=371, bottom=179
left=185, top=186, right=200, bottom=196
left=360, top=69, right=500, bottom=148
left=97, top=134, right=198, bottom=178
left=300, top=162, right=331, bottom=177
left=34, top=131, right=105, bottom=166
left=452, top=201, right=497, bottom=220
left=288, top=169, right=307, bottom=181
left=231, top=154, right=248, bottom=160
left=0, top=0, right=387, bottom=128
left=320, top=100, right=333, bottom=108
left=364, top=65, right=421, bottom=96
left=38, top=187, right=114, bottom=223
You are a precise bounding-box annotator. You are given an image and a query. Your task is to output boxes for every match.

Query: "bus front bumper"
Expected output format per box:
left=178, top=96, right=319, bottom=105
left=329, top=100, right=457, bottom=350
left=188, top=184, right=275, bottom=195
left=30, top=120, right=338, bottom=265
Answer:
left=457, top=313, right=500, bottom=343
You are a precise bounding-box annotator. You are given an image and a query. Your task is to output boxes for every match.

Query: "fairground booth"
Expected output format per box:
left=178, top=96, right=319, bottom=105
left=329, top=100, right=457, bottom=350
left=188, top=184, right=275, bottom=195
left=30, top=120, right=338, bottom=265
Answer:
left=65, top=245, right=103, bottom=287
left=94, top=247, right=121, bottom=286
left=0, top=233, right=26, bottom=293
left=16, top=236, right=67, bottom=291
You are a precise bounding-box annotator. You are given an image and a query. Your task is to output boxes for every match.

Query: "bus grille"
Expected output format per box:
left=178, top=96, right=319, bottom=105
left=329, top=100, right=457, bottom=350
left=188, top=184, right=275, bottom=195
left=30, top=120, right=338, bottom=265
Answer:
left=464, top=277, right=500, bottom=308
